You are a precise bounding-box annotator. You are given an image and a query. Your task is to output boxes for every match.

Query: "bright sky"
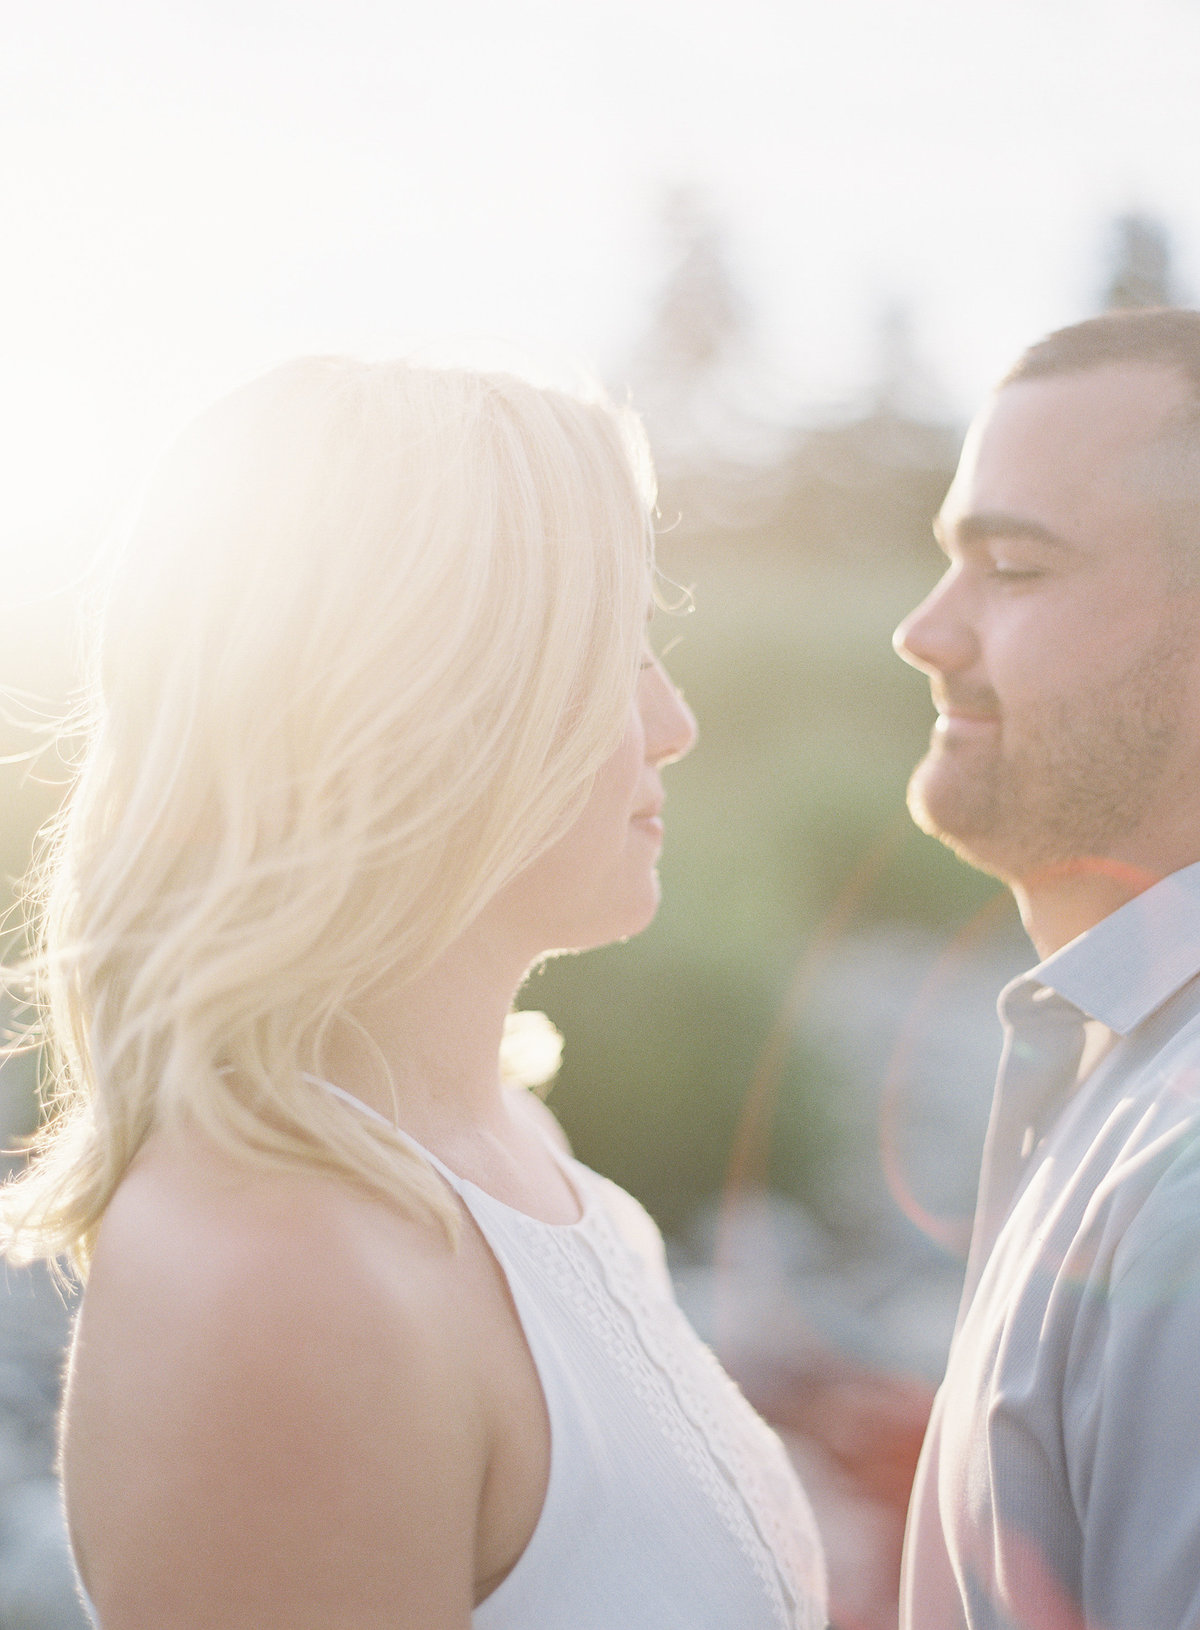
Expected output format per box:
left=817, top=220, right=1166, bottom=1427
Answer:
left=3, top=0, right=1200, bottom=596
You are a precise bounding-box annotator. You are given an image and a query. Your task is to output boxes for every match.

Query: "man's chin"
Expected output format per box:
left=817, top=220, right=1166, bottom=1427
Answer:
left=905, top=757, right=1011, bottom=878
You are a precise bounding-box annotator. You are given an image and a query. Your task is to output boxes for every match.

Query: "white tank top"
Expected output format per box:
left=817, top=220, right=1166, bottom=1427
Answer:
left=323, top=1081, right=828, bottom=1630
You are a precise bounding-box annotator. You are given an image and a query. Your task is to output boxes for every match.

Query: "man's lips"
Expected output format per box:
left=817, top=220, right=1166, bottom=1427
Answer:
left=934, top=709, right=1001, bottom=738
left=932, top=688, right=1001, bottom=723
left=935, top=716, right=997, bottom=739
left=931, top=690, right=1001, bottom=736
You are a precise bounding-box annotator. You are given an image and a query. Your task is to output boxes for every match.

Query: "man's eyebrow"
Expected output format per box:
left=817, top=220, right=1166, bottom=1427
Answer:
left=933, top=511, right=1078, bottom=553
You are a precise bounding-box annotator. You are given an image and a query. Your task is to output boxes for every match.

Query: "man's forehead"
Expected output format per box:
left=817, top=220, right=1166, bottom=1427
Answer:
left=985, top=362, right=1187, bottom=447
left=939, top=362, right=1192, bottom=543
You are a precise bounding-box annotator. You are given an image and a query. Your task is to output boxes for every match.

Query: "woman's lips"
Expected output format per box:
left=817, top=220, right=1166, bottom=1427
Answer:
left=631, top=810, right=664, bottom=839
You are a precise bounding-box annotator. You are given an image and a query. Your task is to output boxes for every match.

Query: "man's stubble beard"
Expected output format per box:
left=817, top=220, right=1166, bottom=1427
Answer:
left=906, top=629, right=1191, bottom=882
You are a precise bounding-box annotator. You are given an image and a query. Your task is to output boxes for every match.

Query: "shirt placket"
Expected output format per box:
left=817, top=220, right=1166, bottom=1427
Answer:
left=959, top=981, right=1088, bottom=1313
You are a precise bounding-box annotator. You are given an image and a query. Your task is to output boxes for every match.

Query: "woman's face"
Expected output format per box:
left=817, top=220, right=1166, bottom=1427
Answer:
left=495, top=649, right=698, bottom=959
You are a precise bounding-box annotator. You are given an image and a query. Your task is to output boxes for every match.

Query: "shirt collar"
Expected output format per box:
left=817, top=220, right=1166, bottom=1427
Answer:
left=1016, top=859, right=1200, bottom=1036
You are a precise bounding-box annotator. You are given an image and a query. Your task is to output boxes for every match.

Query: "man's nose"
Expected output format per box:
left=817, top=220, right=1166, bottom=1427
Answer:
left=893, top=570, right=976, bottom=678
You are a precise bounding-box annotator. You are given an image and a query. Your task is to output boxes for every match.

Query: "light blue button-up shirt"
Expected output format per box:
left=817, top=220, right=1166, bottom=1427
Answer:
left=901, top=861, right=1200, bottom=1630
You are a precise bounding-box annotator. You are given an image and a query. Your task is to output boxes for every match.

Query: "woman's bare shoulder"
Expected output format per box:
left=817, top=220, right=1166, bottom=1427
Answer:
left=73, top=1128, right=482, bottom=1440
left=66, top=1134, right=483, bottom=1628
left=76, top=1132, right=469, bottom=1388
left=92, top=1130, right=451, bottom=1297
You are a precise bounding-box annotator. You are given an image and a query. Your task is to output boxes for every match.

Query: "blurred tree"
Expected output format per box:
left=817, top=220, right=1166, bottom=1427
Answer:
left=624, top=187, right=791, bottom=537
left=756, top=303, right=959, bottom=563
left=640, top=185, right=745, bottom=378
left=1101, top=210, right=1180, bottom=310
left=874, top=301, right=921, bottom=419
left=869, top=301, right=948, bottom=425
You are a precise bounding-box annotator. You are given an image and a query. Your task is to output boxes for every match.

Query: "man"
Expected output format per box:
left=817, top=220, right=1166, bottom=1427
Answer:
left=893, top=308, right=1200, bottom=1630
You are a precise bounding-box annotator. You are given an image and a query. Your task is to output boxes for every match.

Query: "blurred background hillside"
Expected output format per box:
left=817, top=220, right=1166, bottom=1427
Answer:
left=3, top=1, right=1200, bottom=1624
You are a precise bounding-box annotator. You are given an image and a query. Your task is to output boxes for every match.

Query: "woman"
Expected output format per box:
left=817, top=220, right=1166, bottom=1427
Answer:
left=4, top=359, right=827, bottom=1628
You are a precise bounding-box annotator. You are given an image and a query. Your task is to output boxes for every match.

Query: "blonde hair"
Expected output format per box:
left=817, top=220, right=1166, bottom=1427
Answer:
left=4, top=358, right=656, bottom=1272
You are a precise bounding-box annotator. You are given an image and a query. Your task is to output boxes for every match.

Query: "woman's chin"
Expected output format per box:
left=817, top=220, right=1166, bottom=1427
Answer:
left=540, top=879, right=663, bottom=959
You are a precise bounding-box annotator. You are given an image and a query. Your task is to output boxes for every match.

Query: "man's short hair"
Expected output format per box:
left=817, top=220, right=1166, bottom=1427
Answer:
left=1003, top=309, right=1200, bottom=569
left=1003, top=308, right=1200, bottom=400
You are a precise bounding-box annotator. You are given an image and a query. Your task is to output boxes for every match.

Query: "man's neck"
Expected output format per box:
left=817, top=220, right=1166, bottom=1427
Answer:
left=1011, top=856, right=1167, bottom=958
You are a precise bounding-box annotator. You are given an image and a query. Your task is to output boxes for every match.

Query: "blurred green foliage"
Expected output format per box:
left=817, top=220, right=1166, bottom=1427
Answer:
left=527, top=529, right=1000, bottom=1237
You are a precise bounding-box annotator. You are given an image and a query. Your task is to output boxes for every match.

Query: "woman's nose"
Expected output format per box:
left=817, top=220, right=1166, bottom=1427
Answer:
left=645, top=663, right=698, bottom=766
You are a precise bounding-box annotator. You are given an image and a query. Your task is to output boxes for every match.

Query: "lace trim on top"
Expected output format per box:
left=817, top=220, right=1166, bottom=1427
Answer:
left=309, top=1077, right=826, bottom=1630
left=469, top=1179, right=825, bottom=1630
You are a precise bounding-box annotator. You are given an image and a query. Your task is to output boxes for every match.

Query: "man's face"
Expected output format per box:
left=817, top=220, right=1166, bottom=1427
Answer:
left=893, top=362, right=1200, bottom=884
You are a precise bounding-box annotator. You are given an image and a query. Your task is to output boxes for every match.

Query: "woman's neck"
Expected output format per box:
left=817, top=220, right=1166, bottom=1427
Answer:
left=323, top=918, right=531, bottom=1144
